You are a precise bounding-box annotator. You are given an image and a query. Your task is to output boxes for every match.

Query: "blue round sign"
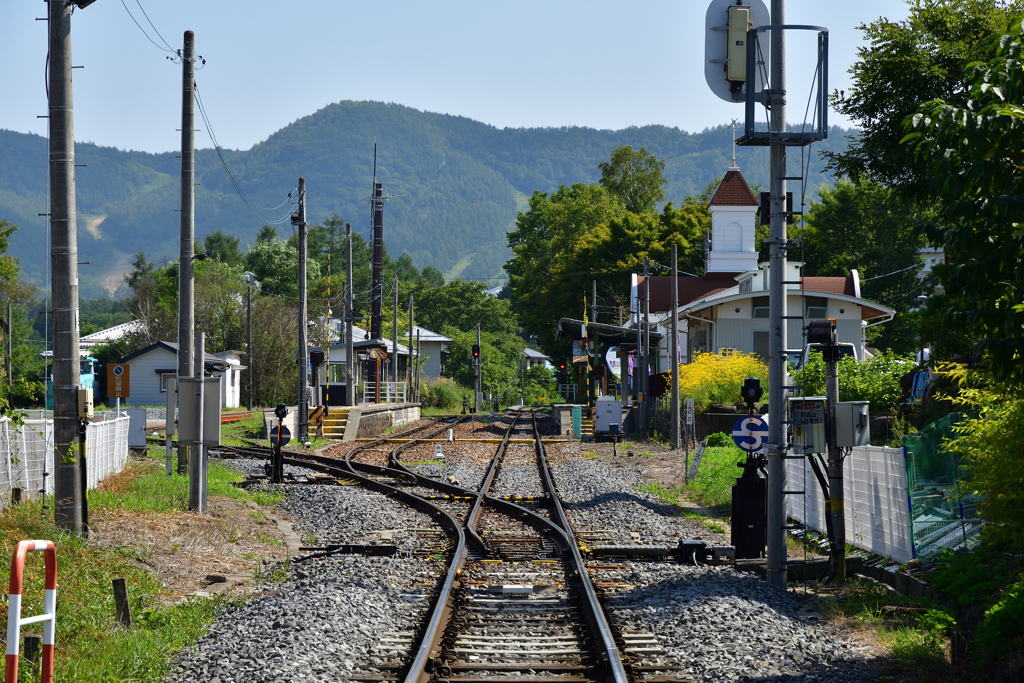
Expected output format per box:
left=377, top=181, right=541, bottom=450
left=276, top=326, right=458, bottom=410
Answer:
left=732, top=416, right=769, bottom=452
left=270, top=424, right=291, bottom=447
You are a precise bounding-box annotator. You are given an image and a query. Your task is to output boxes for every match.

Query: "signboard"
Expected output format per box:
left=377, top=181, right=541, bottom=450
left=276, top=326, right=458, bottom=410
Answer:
left=733, top=415, right=769, bottom=452
left=434, top=444, right=444, bottom=460
left=107, top=364, right=130, bottom=398
left=270, top=424, right=291, bottom=447
left=686, top=398, right=695, bottom=426
left=688, top=440, right=708, bottom=480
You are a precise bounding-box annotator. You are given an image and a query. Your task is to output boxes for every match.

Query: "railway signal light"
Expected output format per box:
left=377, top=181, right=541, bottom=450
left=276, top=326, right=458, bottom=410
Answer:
left=472, top=344, right=480, bottom=360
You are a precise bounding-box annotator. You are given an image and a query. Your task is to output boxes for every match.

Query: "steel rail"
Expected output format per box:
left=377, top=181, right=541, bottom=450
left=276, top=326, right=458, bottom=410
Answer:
left=532, top=412, right=629, bottom=683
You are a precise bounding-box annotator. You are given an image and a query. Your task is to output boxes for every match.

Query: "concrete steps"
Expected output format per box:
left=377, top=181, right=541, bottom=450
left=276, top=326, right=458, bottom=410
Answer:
left=321, top=408, right=350, bottom=440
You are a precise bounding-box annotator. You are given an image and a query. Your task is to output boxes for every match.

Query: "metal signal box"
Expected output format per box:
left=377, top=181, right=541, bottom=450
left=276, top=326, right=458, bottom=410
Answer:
left=789, top=396, right=826, bottom=453
left=727, top=6, right=751, bottom=82
left=837, top=401, right=871, bottom=448
left=77, top=386, right=94, bottom=419
left=594, top=397, right=621, bottom=433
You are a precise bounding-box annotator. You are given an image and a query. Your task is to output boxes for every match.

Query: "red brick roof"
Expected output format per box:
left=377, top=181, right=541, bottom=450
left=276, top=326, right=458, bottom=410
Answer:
left=802, top=276, right=856, bottom=297
left=709, top=169, right=759, bottom=207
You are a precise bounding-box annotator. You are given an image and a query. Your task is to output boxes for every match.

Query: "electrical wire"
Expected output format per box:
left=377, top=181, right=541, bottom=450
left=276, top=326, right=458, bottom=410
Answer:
left=119, top=0, right=176, bottom=55
left=193, top=83, right=297, bottom=225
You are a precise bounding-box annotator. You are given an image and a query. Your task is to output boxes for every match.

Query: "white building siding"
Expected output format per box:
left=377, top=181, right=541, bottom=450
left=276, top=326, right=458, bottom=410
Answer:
left=123, top=348, right=178, bottom=407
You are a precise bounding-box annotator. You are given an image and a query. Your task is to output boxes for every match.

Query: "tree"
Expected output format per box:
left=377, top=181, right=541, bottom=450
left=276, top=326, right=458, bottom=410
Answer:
left=245, top=238, right=321, bottom=299
left=826, top=0, right=1018, bottom=198
left=194, top=260, right=245, bottom=353
left=416, top=280, right=518, bottom=336
left=904, top=14, right=1024, bottom=384
left=202, top=230, right=244, bottom=267
left=598, top=145, right=666, bottom=214
left=255, top=224, right=277, bottom=244
left=419, top=266, right=445, bottom=289
left=801, top=178, right=930, bottom=353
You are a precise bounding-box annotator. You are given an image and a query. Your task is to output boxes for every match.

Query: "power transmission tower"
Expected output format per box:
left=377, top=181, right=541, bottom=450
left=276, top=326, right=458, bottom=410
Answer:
left=177, top=30, right=196, bottom=476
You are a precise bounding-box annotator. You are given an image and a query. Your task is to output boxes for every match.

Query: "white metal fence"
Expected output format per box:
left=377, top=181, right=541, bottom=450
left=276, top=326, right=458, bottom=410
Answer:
left=0, top=416, right=131, bottom=509
left=786, top=445, right=914, bottom=564
left=361, top=381, right=407, bottom=403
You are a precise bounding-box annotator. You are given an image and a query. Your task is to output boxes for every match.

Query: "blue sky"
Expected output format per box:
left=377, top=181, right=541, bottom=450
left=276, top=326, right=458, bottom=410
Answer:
left=0, top=1, right=909, bottom=154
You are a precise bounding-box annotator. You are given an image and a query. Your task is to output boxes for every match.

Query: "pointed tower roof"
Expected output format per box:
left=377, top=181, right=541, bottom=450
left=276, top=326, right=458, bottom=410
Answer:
left=709, top=169, right=759, bottom=207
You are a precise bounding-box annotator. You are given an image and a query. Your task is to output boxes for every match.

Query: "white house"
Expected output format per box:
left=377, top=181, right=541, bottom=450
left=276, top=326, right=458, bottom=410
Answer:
left=117, top=341, right=246, bottom=408
left=523, top=347, right=550, bottom=369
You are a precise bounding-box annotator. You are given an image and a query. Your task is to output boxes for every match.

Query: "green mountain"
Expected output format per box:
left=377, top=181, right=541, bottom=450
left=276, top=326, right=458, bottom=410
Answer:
left=0, top=101, right=853, bottom=298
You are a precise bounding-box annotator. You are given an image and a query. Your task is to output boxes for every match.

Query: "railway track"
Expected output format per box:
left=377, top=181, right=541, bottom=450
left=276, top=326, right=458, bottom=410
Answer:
left=272, top=409, right=655, bottom=683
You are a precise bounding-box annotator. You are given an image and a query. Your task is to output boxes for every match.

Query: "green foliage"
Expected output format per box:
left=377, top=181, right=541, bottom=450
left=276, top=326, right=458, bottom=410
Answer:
left=598, top=145, right=666, bottom=214
left=415, top=279, right=518, bottom=336
left=905, top=16, right=1024, bottom=384
left=791, top=351, right=913, bottom=412
left=974, top=574, right=1024, bottom=676
left=419, top=377, right=473, bottom=411
left=522, top=364, right=559, bottom=405
left=802, top=179, right=931, bottom=352
left=245, top=237, right=321, bottom=299
left=705, top=432, right=731, bottom=448
left=682, top=444, right=746, bottom=510
left=826, top=0, right=1018, bottom=199
left=203, top=229, right=244, bottom=267
left=941, top=366, right=1024, bottom=545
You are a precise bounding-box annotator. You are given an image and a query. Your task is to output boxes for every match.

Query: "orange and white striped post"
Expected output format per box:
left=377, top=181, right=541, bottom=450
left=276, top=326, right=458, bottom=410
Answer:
left=5, top=539, right=56, bottom=683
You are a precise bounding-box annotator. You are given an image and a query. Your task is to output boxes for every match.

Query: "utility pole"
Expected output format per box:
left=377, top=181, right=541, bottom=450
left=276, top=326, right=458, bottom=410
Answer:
left=415, top=330, right=421, bottom=402
left=189, top=331, right=206, bottom=512
left=245, top=279, right=252, bottom=410
left=643, top=258, right=651, bottom=435
left=50, top=0, right=83, bottom=534
left=408, top=293, right=414, bottom=400
left=766, top=0, right=790, bottom=590
left=475, top=322, right=482, bottom=412
left=6, top=300, right=12, bottom=407
left=591, top=280, right=598, bottom=403
left=295, top=178, right=308, bottom=443
left=346, top=223, right=356, bottom=407
left=670, top=244, right=680, bottom=449
left=392, top=274, right=399, bottom=401
left=177, top=30, right=196, bottom=476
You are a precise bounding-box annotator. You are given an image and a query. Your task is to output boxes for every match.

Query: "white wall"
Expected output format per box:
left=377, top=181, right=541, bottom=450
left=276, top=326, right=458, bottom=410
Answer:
left=124, top=347, right=177, bottom=407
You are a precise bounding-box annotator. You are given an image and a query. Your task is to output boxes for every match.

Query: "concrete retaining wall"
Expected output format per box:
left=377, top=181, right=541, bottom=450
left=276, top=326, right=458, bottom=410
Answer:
left=343, top=403, right=421, bottom=441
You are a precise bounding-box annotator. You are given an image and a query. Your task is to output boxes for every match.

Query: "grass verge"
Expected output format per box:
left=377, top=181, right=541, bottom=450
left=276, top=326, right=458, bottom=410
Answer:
left=680, top=444, right=746, bottom=510
left=0, top=450, right=265, bottom=682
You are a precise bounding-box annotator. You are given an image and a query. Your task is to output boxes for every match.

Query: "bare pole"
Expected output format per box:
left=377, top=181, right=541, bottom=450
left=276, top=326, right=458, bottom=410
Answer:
left=408, top=293, right=414, bottom=400
left=6, top=300, right=12, bottom=407
left=670, top=244, right=680, bottom=449
left=177, top=30, right=196, bottom=476
left=296, top=178, right=308, bottom=442
left=346, top=223, right=355, bottom=407
left=591, top=280, right=597, bottom=402
left=415, top=331, right=421, bottom=402
left=189, top=331, right=205, bottom=512
left=475, top=322, right=482, bottom=412
left=50, top=0, right=83, bottom=534
left=766, top=0, right=790, bottom=590
left=392, top=274, right=399, bottom=401
left=246, top=284, right=252, bottom=410
left=643, top=258, right=651, bottom=435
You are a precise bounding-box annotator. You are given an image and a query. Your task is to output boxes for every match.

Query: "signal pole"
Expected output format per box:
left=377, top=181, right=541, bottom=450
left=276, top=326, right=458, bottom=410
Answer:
left=670, top=244, right=680, bottom=449
left=766, top=0, right=790, bottom=590
left=50, top=0, right=84, bottom=534
left=346, top=223, right=356, bottom=407
left=392, top=275, right=399, bottom=400
left=475, top=322, right=482, bottom=412
left=177, top=30, right=196, bottom=475
left=295, top=178, right=308, bottom=442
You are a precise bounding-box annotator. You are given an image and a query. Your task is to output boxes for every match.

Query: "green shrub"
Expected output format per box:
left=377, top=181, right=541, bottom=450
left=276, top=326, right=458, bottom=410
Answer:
left=682, top=444, right=746, bottom=509
left=420, top=377, right=473, bottom=411
left=792, top=350, right=912, bottom=412
left=705, top=432, right=732, bottom=447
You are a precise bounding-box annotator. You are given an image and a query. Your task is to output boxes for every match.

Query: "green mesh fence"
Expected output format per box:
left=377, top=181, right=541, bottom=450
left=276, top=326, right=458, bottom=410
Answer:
left=902, top=411, right=980, bottom=561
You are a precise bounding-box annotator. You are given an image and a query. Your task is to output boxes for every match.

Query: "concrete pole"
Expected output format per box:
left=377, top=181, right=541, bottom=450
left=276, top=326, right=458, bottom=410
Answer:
left=6, top=300, right=12, bottom=407
left=49, top=0, right=83, bottom=534
left=415, top=330, right=421, bottom=402
left=296, top=178, right=308, bottom=442
left=392, top=275, right=399, bottom=401
left=177, top=30, right=196, bottom=475
left=643, top=258, right=651, bottom=435
left=189, top=330, right=205, bottom=512
left=766, top=0, right=790, bottom=590
left=246, top=284, right=252, bottom=410
left=408, top=293, right=414, bottom=400
left=475, top=322, right=482, bottom=412
left=346, top=223, right=356, bottom=407
left=825, top=349, right=845, bottom=581
left=670, top=244, right=680, bottom=449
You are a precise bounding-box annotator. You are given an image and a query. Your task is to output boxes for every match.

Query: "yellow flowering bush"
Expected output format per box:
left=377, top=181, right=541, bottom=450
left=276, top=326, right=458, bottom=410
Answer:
left=677, top=351, right=768, bottom=412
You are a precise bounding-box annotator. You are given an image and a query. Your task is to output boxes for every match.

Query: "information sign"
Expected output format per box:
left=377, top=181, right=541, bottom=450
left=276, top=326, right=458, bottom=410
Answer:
left=688, top=440, right=708, bottom=480
left=270, top=424, right=291, bottom=447
left=107, top=364, right=130, bottom=398
left=686, top=397, right=695, bottom=426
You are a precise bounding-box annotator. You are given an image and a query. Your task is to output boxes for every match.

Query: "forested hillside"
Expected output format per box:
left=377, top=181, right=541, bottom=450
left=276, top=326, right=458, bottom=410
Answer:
left=0, top=101, right=853, bottom=298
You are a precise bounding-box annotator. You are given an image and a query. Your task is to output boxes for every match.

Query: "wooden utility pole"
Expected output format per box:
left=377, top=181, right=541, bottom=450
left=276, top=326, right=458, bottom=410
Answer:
left=346, top=223, right=356, bottom=407
left=295, top=178, right=308, bottom=442
left=50, top=0, right=83, bottom=534
left=670, top=244, right=680, bottom=449
left=177, top=30, right=196, bottom=475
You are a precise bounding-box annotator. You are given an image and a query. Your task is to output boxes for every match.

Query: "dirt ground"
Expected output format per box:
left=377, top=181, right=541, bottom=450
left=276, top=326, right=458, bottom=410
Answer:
left=88, top=465, right=291, bottom=600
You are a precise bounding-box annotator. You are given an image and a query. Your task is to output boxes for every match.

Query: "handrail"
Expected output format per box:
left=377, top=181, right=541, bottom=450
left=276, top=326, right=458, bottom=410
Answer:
left=5, top=539, right=57, bottom=683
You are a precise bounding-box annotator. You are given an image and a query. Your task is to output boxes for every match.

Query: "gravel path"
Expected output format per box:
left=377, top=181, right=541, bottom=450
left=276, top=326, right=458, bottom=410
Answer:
left=595, top=562, right=877, bottom=681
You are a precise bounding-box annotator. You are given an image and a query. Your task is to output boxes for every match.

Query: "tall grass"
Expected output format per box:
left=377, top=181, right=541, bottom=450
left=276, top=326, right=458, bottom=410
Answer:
left=681, top=444, right=747, bottom=510
left=420, top=377, right=474, bottom=411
